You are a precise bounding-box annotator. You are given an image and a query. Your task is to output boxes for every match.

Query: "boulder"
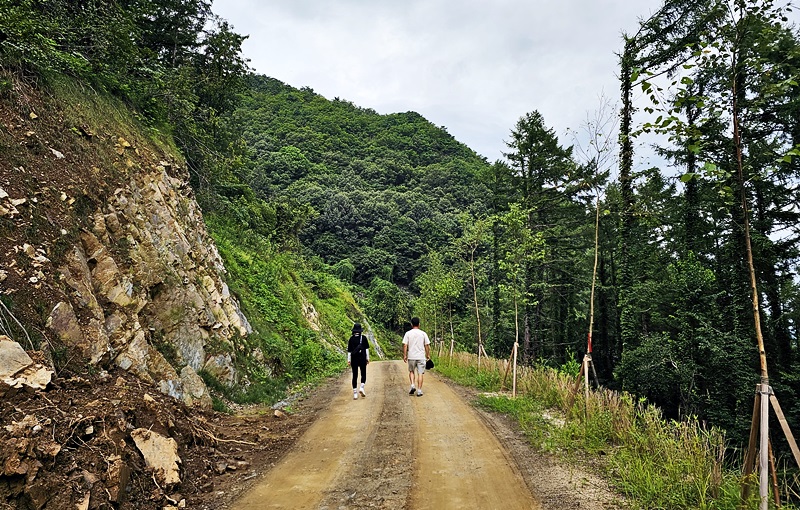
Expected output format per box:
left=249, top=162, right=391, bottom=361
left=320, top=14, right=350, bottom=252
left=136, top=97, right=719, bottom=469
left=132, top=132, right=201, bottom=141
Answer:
left=130, top=429, right=181, bottom=486
left=0, top=337, right=53, bottom=393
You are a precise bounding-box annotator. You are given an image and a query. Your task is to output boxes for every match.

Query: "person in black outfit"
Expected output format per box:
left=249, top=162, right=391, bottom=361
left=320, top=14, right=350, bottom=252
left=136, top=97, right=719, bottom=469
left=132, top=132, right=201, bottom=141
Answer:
left=347, top=323, right=370, bottom=399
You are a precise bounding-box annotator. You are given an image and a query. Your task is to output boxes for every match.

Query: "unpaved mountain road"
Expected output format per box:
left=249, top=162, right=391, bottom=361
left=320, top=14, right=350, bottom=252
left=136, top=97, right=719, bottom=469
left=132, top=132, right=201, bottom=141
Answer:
left=229, top=361, right=620, bottom=510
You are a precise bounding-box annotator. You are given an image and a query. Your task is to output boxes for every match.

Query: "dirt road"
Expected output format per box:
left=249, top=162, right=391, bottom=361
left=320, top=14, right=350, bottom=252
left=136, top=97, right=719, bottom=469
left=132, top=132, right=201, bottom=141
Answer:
left=233, top=360, right=540, bottom=510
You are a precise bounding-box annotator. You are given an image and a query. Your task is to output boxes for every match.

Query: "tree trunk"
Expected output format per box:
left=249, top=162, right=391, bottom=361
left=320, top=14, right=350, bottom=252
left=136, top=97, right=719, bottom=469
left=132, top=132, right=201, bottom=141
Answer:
left=618, top=37, right=637, bottom=353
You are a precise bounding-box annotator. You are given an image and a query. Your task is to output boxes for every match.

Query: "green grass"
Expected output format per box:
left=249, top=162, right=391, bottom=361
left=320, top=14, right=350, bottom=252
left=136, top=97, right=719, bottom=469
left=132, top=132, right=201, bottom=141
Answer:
left=436, top=351, right=794, bottom=510
left=202, top=214, right=378, bottom=407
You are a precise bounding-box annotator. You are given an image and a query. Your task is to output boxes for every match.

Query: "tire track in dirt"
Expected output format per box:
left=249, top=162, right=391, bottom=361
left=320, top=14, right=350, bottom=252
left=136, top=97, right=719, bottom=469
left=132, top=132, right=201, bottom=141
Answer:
left=234, top=362, right=388, bottom=509
left=317, top=361, right=414, bottom=509
left=233, top=361, right=540, bottom=509
left=408, top=368, right=540, bottom=510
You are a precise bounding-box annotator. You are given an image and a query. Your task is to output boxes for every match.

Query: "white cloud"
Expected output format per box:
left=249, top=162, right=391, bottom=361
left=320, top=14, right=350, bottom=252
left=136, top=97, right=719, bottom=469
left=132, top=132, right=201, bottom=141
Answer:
left=211, top=0, right=664, bottom=162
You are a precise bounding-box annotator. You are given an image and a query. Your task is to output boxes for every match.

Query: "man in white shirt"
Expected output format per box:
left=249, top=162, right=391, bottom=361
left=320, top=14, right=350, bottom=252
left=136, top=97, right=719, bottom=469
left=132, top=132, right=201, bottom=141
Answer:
left=402, top=317, right=431, bottom=397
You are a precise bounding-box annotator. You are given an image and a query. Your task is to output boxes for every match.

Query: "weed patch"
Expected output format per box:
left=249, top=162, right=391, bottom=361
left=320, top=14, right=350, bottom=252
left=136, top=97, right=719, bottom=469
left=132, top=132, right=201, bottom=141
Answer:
left=436, top=351, right=778, bottom=510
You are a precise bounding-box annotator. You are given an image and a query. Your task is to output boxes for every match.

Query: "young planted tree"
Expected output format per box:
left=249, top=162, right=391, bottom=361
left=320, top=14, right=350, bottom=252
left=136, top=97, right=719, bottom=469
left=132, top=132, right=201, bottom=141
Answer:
left=573, top=96, right=617, bottom=382
left=415, top=251, right=463, bottom=357
left=496, top=204, right=545, bottom=360
left=457, top=215, right=490, bottom=367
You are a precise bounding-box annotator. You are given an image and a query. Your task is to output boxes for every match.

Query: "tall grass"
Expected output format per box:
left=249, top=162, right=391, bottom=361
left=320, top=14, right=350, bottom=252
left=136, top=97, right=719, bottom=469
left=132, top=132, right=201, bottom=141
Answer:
left=436, top=351, right=787, bottom=510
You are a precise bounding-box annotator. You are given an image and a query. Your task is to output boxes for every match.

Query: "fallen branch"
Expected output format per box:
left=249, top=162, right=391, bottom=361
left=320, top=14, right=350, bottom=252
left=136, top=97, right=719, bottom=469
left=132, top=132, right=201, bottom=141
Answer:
left=213, top=436, right=258, bottom=446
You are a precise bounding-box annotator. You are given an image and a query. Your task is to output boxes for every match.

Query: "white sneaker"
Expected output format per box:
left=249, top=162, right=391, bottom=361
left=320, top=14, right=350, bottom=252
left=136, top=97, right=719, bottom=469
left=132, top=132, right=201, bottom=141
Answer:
left=353, top=391, right=358, bottom=400
left=416, top=390, right=423, bottom=397
left=359, top=387, right=366, bottom=397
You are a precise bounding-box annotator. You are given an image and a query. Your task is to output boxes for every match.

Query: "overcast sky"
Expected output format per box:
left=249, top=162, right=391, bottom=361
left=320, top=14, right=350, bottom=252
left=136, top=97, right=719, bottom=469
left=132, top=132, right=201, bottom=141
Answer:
left=210, top=0, right=665, bottom=164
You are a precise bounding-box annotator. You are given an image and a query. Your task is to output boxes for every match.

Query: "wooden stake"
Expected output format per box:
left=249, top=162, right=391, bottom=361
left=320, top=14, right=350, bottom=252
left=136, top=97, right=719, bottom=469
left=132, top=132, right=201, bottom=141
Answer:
left=741, top=385, right=760, bottom=504
left=760, top=382, right=770, bottom=508
left=449, top=306, right=455, bottom=359
left=768, top=439, right=780, bottom=508
left=769, top=392, right=800, bottom=469
left=583, top=354, right=590, bottom=419
left=501, top=348, right=514, bottom=391
left=566, top=361, right=585, bottom=415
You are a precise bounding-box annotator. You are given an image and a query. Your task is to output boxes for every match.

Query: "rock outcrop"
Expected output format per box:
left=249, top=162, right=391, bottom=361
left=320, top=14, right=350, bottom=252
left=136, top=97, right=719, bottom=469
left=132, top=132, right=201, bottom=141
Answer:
left=1, top=96, right=251, bottom=408
left=41, top=159, right=250, bottom=406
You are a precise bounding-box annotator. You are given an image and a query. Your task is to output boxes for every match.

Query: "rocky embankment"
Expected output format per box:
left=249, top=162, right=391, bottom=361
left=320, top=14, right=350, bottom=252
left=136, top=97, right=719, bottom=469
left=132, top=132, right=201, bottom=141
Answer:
left=0, top=78, right=262, bottom=508
left=1, top=91, right=252, bottom=406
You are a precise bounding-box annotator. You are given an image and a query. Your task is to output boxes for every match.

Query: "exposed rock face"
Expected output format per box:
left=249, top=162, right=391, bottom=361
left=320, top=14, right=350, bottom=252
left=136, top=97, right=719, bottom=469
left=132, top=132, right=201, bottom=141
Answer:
left=45, top=164, right=251, bottom=406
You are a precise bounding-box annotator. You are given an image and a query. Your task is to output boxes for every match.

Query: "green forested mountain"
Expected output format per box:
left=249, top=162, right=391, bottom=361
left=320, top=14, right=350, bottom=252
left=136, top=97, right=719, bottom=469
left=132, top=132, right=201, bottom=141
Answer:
left=227, top=76, right=602, bottom=388
left=218, top=1, right=800, bottom=455
left=232, top=76, right=492, bottom=289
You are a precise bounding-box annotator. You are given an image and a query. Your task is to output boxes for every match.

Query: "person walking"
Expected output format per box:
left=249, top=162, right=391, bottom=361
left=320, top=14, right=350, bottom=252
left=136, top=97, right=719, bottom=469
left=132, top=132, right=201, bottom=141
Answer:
left=347, top=323, right=370, bottom=399
left=402, top=317, right=431, bottom=397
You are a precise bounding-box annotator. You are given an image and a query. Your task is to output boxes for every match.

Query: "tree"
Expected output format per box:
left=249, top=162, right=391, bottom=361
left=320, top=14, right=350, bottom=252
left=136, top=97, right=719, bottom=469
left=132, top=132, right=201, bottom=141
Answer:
left=503, top=110, right=590, bottom=364
left=457, top=215, right=491, bottom=363
left=415, top=251, right=463, bottom=355
left=496, top=204, right=545, bottom=356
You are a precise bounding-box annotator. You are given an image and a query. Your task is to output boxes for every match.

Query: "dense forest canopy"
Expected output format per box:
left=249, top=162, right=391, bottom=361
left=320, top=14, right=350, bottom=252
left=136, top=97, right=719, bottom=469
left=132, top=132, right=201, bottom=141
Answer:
left=233, top=77, right=492, bottom=285
left=4, top=0, right=800, bottom=451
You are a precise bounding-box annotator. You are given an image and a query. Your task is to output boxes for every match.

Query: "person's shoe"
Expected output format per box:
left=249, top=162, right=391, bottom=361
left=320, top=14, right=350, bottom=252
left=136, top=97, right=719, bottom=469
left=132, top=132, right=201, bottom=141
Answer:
left=409, top=386, right=416, bottom=395
left=416, top=390, right=423, bottom=397
left=353, top=391, right=358, bottom=400
left=359, top=387, right=366, bottom=397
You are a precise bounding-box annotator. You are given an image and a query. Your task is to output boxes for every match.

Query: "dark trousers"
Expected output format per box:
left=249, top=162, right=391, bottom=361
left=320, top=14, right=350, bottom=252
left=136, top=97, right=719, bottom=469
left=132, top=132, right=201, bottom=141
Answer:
left=351, top=361, right=367, bottom=388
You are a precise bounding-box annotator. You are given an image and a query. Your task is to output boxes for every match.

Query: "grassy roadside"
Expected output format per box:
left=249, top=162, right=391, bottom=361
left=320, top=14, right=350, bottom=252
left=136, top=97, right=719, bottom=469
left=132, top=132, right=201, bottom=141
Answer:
left=434, top=352, right=782, bottom=510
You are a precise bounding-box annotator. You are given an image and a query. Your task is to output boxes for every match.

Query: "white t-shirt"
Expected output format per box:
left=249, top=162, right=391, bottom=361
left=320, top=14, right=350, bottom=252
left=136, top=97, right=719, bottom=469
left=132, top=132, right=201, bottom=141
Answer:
left=402, top=328, right=430, bottom=360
